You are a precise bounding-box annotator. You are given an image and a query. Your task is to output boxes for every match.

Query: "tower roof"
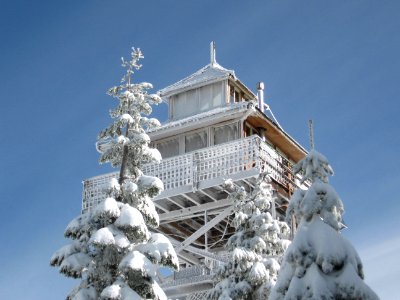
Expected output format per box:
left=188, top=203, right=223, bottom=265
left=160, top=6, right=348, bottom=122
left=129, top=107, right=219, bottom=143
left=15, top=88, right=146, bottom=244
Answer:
left=158, top=62, right=236, bottom=98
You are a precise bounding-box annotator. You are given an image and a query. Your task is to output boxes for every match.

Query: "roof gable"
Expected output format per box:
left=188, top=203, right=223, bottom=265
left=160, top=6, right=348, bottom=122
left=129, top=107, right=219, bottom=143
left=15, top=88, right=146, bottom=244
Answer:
left=158, top=62, right=235, bottom=97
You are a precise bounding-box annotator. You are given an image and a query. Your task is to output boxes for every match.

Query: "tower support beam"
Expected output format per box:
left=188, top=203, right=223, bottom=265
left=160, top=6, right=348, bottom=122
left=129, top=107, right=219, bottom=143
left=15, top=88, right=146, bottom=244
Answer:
left=175, top=206, right=232, bottom=253
left=159, top=197, right=233, bottom=223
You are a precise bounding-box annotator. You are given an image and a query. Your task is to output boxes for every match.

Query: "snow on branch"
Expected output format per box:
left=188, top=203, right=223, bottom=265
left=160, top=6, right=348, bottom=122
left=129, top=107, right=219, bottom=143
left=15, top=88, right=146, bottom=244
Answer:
left=293, top=149, right=333, bottom=184
left=208, top=174, right=291, bottom=300
left=271, top=150, right=379, bottom=300
left=51, top=47, right=177, bottom=299
left=286, top=151, right=344, bottom=230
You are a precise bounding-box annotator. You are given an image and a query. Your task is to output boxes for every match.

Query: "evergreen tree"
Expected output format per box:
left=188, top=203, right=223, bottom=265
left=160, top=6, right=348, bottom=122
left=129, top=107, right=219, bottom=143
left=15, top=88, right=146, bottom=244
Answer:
left=270, top=149, right=379, bottom=300
left=51, top=48, right=179, bottom=300
left=207, top=174, right=291, bottom=300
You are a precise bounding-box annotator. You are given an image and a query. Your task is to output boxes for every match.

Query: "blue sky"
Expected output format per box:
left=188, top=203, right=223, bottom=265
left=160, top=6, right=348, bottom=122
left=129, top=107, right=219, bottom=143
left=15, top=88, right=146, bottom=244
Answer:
left=1, top=1, right=399, bottom=299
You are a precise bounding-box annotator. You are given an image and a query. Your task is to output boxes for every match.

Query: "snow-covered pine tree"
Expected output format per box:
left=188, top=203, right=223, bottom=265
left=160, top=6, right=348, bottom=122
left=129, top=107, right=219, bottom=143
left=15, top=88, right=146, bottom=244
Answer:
left=270, top=149, right=379, bottom=300
left=51, top=47, right=179, bottom=300
left=207, top=174, right=291, bottom=300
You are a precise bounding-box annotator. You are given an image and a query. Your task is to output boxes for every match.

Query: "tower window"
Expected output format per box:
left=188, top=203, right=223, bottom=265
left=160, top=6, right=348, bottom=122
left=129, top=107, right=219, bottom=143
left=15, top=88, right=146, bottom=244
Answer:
left=171, top=81, right=224, bottom=120
left=213, top=123, right=239, bottom=145
left=157, top=138, right=179, bottom=159
left=185, top=130, right=208, bottom=153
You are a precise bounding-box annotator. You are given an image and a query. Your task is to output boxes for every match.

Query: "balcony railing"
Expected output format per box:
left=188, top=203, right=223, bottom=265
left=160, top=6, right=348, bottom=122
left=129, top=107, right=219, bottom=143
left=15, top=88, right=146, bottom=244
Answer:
left=82, top=135, right=300, bottom=212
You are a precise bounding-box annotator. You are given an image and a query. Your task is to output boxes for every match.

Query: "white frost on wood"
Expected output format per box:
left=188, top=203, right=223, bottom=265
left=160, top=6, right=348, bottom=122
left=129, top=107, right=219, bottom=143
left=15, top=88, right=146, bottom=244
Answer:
left=147, top=102, right=251, bottom=134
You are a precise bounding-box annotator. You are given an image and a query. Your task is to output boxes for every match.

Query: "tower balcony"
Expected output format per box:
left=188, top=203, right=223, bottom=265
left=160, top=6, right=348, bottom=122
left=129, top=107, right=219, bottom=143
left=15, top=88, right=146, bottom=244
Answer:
left=149, top=134, right=298, bottom=201
left=83, top=134, right=304, bottom=230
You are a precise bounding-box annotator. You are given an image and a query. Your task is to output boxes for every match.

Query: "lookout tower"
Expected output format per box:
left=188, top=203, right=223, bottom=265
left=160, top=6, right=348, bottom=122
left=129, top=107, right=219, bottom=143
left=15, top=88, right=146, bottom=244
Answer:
left=82, top=43, right=307, bottom=300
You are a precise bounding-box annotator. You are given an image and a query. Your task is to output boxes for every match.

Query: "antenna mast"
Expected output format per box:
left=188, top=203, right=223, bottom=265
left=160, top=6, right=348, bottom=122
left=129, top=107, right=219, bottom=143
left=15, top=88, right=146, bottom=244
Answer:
left=308, top=119, right=315, bottom=150
left=210, top=41, right=216, bottom=65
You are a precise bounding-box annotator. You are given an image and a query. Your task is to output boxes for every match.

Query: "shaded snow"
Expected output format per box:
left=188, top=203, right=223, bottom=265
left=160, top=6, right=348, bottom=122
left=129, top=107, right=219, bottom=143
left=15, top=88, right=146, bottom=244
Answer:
left=68, top=286, right=97, bottom=300
left=271, top=150, right=379, bottom=300
left=89, top=227, right=115, bottom=246
left=92, top=197, right=120, bottom=222
left=50, top=242, right=79, bottom=266
left=138, top=175, right=164, bottom=195
left=271, top=217, right=379, bottom=300
left=115, top=204, right=149, bottom=241
left=293, top=149, right=333, bottom=184
left=130, top=132, right=150, bottom=145
left=123, top=180, right=138, bottom=194
left=115, top=205, right=145, bottom=228
left=120, top=113, right=134, bottom=124
left=65, top=214, right=89, bottom=239
left=141, top=147, right=162, bottom=163
left=135, top=233, right=179, bottom=270
left=249, top=262, right=269, bottom=284
left=100, top=283, right=120, bottom=299
left=60, top=252, right=90, bottom=278
left=120, top=285, right=142, bottom=300
left=119, top=250, right=156, bottom=279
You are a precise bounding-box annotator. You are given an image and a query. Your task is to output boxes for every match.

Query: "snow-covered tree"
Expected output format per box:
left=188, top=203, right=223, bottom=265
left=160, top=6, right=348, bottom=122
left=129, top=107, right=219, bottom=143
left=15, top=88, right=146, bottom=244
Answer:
left=51, top=48, right=179, bottom=300
left=207, top=174, right=291, bottom=300
left=270, top=149, right=379, bottom=300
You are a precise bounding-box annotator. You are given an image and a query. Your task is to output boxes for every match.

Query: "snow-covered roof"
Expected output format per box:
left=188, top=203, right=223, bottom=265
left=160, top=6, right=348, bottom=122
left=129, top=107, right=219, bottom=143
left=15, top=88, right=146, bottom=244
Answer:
left=158, top=62, right=235, bottom=98
left=148, top=102, right=254, bottom=140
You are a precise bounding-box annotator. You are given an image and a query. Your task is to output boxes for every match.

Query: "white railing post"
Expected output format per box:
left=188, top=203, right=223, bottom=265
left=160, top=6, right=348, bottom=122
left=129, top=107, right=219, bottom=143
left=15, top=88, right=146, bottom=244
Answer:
left=192, top=152, right=198, bottom=192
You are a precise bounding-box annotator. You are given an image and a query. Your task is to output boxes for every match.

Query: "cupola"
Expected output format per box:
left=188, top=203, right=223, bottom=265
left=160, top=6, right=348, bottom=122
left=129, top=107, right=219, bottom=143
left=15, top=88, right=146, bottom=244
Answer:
left=159, top=42, right=257, bottom=121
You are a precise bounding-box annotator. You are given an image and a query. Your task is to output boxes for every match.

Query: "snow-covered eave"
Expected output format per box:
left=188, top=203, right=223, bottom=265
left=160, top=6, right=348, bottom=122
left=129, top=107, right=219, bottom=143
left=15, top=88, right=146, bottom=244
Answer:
left=147, top=102, right=253, bottom=141
left=253, top=107, right=308, bottom=160
left=158, top=62, right=235, bottom=98
left=230, top=77, right=257, bottom=100
left=159, top=75, right=230, bottom=99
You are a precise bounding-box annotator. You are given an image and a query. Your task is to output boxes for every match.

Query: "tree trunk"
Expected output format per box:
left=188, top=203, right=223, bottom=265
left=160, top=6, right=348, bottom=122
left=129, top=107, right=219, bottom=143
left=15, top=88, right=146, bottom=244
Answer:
left=119, top=144, right=129, bottom=185
left=118, top=124, right=131, bottom=185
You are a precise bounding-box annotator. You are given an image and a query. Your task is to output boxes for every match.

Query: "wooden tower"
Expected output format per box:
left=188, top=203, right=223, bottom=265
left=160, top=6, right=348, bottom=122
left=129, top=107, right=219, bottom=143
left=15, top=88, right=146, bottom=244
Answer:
left=82, top=43, right=307, bottom=300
